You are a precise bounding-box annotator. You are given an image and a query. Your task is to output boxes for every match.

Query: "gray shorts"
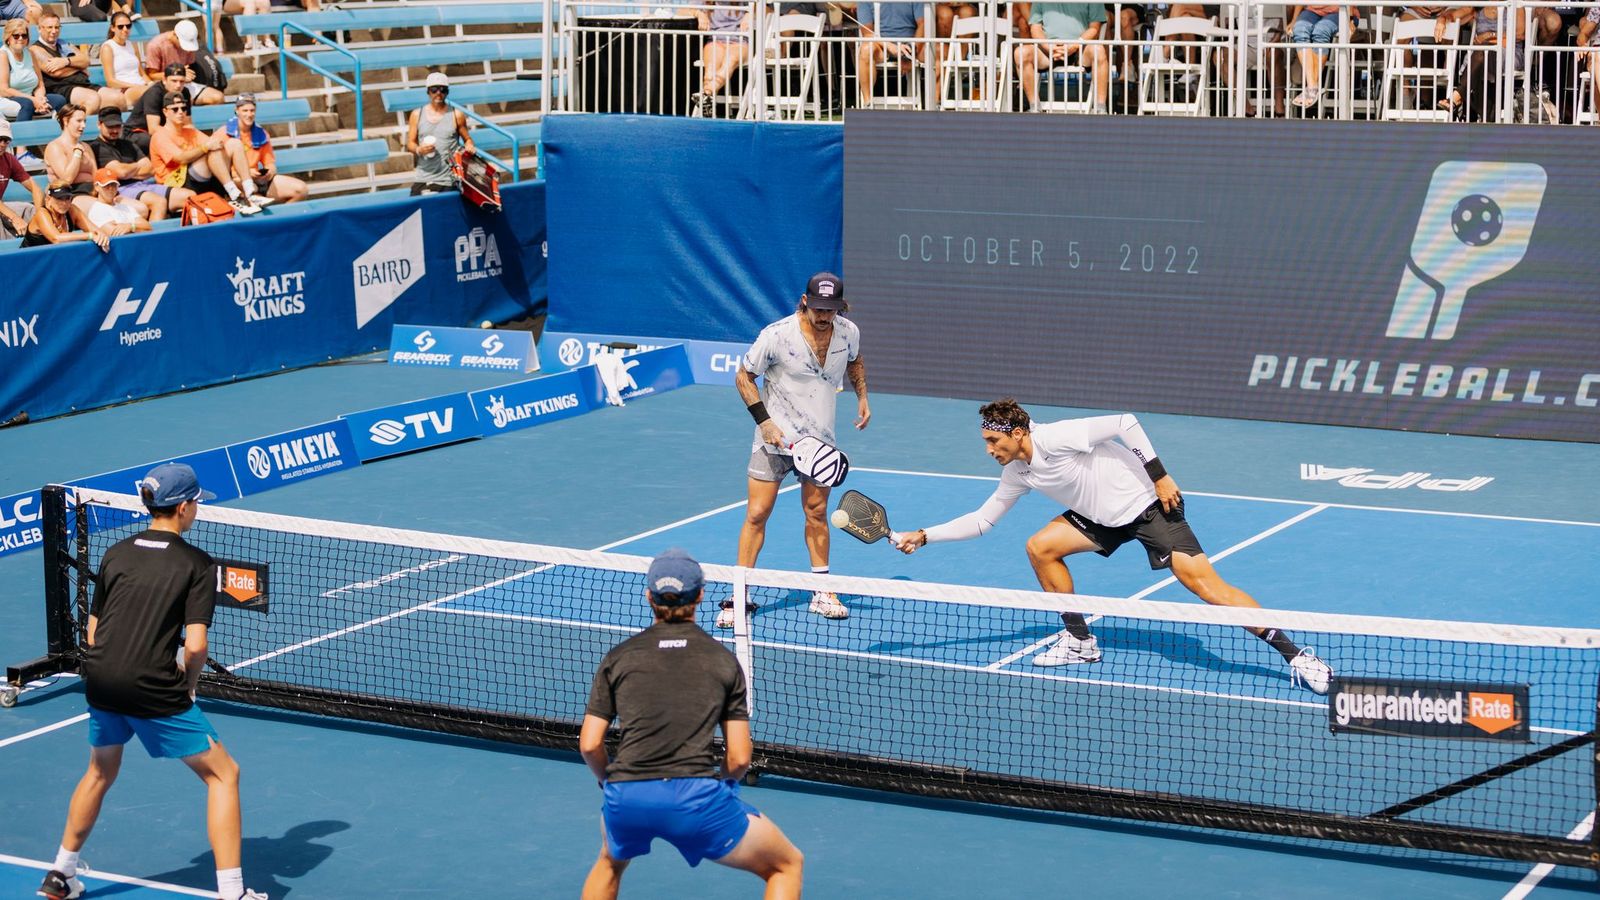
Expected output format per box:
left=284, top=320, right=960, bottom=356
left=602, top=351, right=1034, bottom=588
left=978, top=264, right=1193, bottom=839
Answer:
left=748, top=446, right=803, bottom=484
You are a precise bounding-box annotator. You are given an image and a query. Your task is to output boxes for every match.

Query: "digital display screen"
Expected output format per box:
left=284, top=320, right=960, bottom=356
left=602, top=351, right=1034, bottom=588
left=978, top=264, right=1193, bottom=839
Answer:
left=843, top=111, right=1600, bottom=442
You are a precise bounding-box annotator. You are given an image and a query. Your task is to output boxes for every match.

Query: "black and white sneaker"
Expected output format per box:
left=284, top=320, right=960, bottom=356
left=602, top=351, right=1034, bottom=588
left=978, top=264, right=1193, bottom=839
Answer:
left=37, top=866, right=84, bottom=900
left=689, top=92, right=706, bottom=118
left=228, top=197, right=262, bottom=216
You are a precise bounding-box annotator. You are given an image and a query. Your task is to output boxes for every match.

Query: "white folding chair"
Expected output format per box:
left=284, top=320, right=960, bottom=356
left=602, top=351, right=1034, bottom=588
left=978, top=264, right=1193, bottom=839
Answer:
left=748, top=12, right=824, bottom=119
left=1032, top=57, right=1095, bottom=113
left=939, top=14, right=1010, bottom=110
left=1139, top=16, right=1222, bottom=115
left=1380, top=17, right=1459, bottom=121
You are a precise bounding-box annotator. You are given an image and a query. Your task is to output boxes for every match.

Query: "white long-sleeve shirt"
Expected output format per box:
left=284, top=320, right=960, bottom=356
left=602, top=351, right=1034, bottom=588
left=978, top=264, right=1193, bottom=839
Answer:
left=924, top=415, right=1161, bottom=543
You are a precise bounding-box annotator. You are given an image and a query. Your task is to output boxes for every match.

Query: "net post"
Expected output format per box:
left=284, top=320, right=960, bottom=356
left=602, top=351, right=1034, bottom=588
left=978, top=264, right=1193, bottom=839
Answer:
left=1593, top=675, right=1600, bottom=872
left=3, top=486, right=80, bottom=695
left=732, top=566, right=754, bottom=716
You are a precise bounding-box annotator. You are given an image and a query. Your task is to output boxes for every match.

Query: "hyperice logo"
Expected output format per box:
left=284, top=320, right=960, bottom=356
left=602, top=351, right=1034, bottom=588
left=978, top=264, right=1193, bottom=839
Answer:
left=1388, top=161, right=1547, bottom=341
left=100, top=283, right=167, bottom=347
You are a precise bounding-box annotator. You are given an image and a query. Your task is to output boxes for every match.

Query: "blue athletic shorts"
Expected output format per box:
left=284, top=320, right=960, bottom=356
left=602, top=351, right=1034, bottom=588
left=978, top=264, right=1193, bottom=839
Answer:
left=602, top=778, right=759, bottom=867
left=87, top=704, right=219, bottom=759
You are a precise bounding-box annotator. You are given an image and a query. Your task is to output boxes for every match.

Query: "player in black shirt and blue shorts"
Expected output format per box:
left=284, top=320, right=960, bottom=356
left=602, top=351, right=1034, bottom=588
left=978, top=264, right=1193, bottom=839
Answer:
left=579, top=549, right=804, bottom=899
left=38, top=464, right=264, bottom=900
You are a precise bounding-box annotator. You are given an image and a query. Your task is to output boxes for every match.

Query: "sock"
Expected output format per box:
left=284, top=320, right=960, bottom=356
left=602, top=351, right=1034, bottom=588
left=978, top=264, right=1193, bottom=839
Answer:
left=223, top=181, right=241, bottom=201
left=52, top=846, right=79, bottom=877
left=217, top=867, right=244, bottom=900
left=1260, top=627, right=1302, bottom=663
left=242, top=179, right=258, bottom=199
left=810, top=566, right=828, bottom=575
left=1059, top=612, right=1093, bottom=641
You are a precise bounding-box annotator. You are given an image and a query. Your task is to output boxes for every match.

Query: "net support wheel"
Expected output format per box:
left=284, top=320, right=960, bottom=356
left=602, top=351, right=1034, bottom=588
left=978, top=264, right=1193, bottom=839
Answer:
left=0, top=685, right=18, bottom=708
left=741, top=770, right=760, bottom=787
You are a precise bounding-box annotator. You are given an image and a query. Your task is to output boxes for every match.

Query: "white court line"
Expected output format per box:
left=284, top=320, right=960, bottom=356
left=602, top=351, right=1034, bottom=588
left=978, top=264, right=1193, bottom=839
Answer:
left=983, top=504, right=1332, bottom=671
left=854, top=466, right=1600, bottom=528
left=1500, top=812, right=1595, bottom=900
left=0, top=852, right=214, bottom=896
left=0, top=489, right=800, bottom=750
left=0, top=714, right=90, bottom=750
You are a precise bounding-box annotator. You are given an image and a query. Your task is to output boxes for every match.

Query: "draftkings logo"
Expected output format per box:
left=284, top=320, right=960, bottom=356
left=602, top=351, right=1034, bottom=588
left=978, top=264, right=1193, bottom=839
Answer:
left=1329, top=678, right=1529, bottom=742
left=482, top=391, right=581, bottom=429
left=228, top=257, right=307, bottom=323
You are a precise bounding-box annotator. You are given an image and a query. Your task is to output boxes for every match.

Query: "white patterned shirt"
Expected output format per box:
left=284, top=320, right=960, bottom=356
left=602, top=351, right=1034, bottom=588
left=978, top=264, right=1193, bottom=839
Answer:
left=743, top=313, right=860, bottom=453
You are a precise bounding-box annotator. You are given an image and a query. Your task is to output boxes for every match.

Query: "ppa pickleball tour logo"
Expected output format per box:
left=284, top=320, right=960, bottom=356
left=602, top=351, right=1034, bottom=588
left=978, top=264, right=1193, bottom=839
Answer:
left=1387, top=161, right=1547, bottom=341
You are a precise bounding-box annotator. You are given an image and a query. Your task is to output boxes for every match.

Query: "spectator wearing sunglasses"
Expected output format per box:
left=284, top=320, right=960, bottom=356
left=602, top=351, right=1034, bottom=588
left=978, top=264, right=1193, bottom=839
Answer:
left=3, top=18, right=64, bottom=125
left=150, top=90, right=260, bottom=216
left=100, top=14, right=154, bottom=108
left=22, top=180, right=111, bottom=250
left=404, top=71, right=474, bottom=196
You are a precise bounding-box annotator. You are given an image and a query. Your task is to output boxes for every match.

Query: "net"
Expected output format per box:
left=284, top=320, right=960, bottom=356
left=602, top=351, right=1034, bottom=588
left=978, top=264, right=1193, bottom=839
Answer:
left=14, top=486, right=1600, bottom=869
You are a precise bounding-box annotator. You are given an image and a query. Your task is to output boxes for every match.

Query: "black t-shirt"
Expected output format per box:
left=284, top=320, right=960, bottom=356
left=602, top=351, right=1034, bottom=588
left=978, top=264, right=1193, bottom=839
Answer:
left=91, top=136, right=146, bottom=170
left=134, top=86, right=173, bottom=132
left=586, top=620, right=749, bottom=782
left=83, top=529, right=217, bottom=718
left=33, top=40, right=92, bottom=93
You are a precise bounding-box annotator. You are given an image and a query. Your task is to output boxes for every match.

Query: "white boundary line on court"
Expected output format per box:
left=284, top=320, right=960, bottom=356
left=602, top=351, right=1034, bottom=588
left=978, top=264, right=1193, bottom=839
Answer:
left=0, top=852, right=214, bottom=896
left=983, top=504, right=1332, bottom=671
left=854, top=466, right=1600, bottom=528
left=1500, top=812, right=1595, bottom=900
left=0, top=487, right=800, bottom=751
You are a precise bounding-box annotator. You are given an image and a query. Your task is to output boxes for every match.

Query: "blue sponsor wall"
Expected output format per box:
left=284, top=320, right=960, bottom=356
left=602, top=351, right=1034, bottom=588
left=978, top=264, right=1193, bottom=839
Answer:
left=543, top=115, right=842, bottom=343
left=539, top=331, right=746, bottom=387
left=0, top=182, right=548, bottom=423
left=0, top=346, right=695, bottom=560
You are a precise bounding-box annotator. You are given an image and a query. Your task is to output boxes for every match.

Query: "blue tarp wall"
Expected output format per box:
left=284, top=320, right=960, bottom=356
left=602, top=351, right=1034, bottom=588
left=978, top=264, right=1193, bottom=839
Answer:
left=543, top=115, right=842, bottom=342
left=0, top=183, right=548, bottom=421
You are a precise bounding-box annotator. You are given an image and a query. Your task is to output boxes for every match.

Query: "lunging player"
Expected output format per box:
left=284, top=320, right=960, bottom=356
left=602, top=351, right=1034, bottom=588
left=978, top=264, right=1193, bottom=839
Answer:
left=893, top=399, right=1333, bottom=693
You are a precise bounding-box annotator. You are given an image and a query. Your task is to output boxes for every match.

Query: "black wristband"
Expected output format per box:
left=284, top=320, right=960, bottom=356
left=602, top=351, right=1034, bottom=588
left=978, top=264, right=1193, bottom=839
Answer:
left=1143, top=457, right=1168, bottom=482
left=747, top=401, right=770, bottom=424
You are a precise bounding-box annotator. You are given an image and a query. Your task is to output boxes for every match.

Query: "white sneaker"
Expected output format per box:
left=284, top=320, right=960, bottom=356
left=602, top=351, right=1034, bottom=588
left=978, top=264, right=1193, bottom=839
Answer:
left=1032, top=632, right=1102, bottom=667
left=228, top=196, right=262, bottom=216
left=261, top=35, right=278, bottom=51
left=715, top=603, right=735, bottom=629
left=808, top=590, right=848, bottom=620
left=36, top=861, right=86, bottom=899
left=239, top=890, right=269, bottom=899
left=249, top=193, right=277, bottom=208
left=1289, top=648, right=1332, bottom=695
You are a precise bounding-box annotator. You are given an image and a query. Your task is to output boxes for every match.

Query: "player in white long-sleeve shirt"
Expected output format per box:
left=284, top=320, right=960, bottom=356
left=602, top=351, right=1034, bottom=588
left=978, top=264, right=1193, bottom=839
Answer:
left=894, top=398, right=1332, bottom=693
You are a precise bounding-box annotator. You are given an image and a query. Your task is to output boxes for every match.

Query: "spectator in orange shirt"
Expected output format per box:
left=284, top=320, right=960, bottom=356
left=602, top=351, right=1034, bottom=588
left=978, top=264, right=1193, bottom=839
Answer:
left=149, top=91, right=260, bottom=216
left=215, top=94, right=305, bottom=206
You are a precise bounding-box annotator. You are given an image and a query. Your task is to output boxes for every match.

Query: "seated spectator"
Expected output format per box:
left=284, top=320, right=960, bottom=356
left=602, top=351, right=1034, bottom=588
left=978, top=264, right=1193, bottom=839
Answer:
left=150, top=90, right=260, bottom=215
left=132, top=64, right=190, bottom=153
left=144, top=21, right=225, bottom=106
left=1102, top=2, right=1144, bottom=107
left=684, top=2, right=751, bottom=116
left=405, top=72, right=473, bottom=196
left=0, top=0, right=42, bottom=26
left=1015, top=3, right=1109, bottom=111
left=217, top=94, right=305, bottom=206
left=21, top=180, right=110, bottom=250
left=1442, top=5, right=1523, bottom=119
left=44, top=104, right=97, bottom=212
left=0, top=118, right=44, bottom=238
left=855, top=0, right=926, bottom=107
left=1289, top=4, right=1359, bottom=108
left=32, top=12, right=126, bottom=115
left=90, top=106, right=166, bottom=221
left=3, top=18, right=64, bottom=125
left=1582, top=7, right=1600, bottom=120
left=86, top=168, right=149, bottom=234
left=100, top=14, right=154, bottom=108
left=64, top=0, right=135, bottom=25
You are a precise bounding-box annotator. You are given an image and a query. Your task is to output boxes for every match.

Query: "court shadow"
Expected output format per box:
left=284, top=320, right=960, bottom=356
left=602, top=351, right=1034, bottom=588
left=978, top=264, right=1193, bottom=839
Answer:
left=122, top=820, right=350, bottom=898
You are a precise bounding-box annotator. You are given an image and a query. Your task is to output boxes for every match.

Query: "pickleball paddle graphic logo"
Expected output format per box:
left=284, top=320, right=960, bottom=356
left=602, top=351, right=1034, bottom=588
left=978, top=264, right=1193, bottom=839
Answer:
left=1387, top=162, right=1547, bottom=341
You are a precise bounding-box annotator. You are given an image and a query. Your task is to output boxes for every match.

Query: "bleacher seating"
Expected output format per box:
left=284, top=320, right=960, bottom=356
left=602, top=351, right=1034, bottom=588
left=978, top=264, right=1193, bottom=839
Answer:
left=381, top=79, right=545, bottom=115
left=7, top=99, right=314, bottom=146
left=300, top=38, right=546, bottom=74
left=235, top=3, right=543, bottom=37
left=273, top=138, right=390, bottom=175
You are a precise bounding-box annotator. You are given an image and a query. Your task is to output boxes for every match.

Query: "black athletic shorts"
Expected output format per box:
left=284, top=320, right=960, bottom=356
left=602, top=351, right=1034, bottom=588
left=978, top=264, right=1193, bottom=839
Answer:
left=1062, top=499, right=1204, bottom=571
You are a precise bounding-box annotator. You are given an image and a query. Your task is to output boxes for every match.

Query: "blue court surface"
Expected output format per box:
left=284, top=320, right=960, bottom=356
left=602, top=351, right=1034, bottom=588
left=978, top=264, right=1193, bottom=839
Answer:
left=2, top=358, right=1597, bottom=898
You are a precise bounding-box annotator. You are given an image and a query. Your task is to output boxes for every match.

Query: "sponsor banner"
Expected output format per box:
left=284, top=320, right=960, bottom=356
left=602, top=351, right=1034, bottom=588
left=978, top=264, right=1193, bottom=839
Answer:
left=0, top=490, right=45, bottom=558
left=845, top=112, right=1600, bottom=442
left=540, top=331, right=745, bottom=386
left=226, top=420, right=360, bottom=496
left=577, top=344, right=695, bottom=407
left=343, top=393, right=481, bottom=462
left=214, top=558, right=269, bottom=613
left=1329, top=678, right=1530, bottom=742
left=1299, top=464, right=1493, bottom=493
left=68, top=448, right=243, bottom=504
left=0, top=183, right=547, bottom=423
left=471, top=370, right=591, bottom=436
left=390, top=324, right=539, bottom=374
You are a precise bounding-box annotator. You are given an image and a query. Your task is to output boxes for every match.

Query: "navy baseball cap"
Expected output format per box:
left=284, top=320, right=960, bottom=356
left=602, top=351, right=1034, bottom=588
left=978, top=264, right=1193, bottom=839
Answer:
left=137, top=463, right=216, bottom=506
left=804, top=272, right=845, bottom=310
left=646, top=548, right=704, bottom=605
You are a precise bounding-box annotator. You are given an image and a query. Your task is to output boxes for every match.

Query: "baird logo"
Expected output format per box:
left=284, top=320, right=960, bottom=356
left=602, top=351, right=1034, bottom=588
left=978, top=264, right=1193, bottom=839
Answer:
left=227, top=257, right=307, bottom=323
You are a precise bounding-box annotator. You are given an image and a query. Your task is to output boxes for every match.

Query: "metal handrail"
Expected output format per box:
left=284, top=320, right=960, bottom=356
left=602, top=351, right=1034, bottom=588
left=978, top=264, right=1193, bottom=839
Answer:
left=449, top=100, right=522, bottom=183
left=277, top=20, right=365, bottom=140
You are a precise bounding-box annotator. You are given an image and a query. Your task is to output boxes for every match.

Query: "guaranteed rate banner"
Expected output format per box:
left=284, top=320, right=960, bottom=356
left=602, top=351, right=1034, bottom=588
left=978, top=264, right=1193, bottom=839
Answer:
left=844, top=112, right=1600, bottom=442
